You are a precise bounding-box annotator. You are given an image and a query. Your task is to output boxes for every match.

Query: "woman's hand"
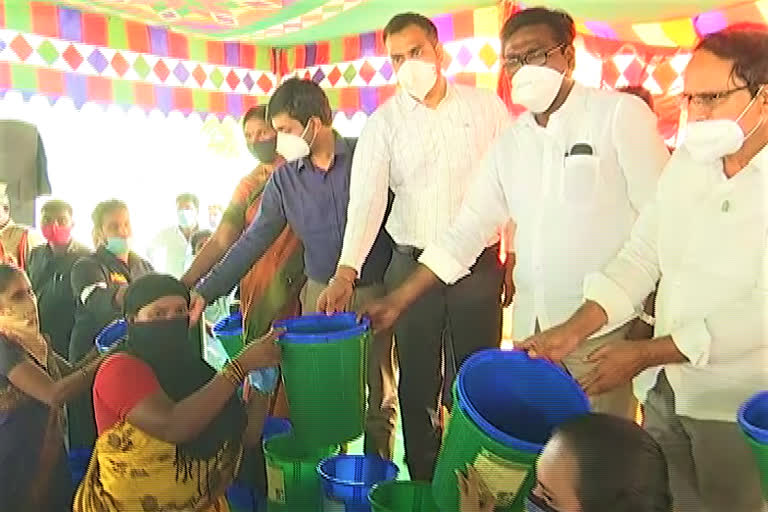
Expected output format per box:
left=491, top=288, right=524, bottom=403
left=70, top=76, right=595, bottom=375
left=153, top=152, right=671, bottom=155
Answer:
left=236, top=329, right=282, bottom=372
left=458, top=465, right=495, bottom=512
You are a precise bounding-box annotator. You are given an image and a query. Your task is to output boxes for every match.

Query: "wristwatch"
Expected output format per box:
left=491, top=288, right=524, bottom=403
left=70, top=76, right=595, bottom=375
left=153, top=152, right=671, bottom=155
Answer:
left=638, top=311, right=656, bottom=326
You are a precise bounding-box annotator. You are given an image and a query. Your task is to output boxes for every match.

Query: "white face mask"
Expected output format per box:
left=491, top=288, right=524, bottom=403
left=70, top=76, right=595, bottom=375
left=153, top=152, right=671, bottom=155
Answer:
left=511, top=65, right=565, bottom=113
left=276, top=121, right=316, bottom=163
left=396, top=59, right=438, bottom=101
left=177, top=209, right=197, bottom=229
left=683, top=86, right=765, bottom=163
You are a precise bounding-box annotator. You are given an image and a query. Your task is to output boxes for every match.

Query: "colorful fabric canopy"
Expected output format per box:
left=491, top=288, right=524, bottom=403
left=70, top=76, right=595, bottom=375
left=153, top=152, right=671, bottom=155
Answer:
left=0, top=0, right=764, bottom=140
left=39, top=0, right=768, bottom=46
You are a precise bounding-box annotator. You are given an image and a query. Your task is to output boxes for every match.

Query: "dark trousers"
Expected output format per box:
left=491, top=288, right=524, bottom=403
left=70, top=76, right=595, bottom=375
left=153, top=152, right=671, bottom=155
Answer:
left=385, top=245, right=503, bottom=481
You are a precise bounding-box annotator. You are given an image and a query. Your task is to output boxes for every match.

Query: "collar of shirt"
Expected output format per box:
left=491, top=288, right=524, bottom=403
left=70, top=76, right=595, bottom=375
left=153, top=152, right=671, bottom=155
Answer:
left=519, top=81, right=586, bottom=133
left=745, top=140, right=768, bottom=174
left=295, top=134, right=351, bottom=174
left=46, top=240, right=81, bottom=254
left=0, top=219, right=16, bottom=235
left=397, top=81, right=455, bottom=112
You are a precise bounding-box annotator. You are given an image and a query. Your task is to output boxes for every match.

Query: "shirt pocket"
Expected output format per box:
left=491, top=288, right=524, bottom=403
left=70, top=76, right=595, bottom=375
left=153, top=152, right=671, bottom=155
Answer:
left=560, top=154, right=601, bottom=206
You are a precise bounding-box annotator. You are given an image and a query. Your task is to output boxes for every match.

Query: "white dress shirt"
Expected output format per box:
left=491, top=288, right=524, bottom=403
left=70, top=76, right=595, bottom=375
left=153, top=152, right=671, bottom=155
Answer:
left=338, top=83, right=511, bottom=274
left=146, top=225, right=194, bottom=278
left=419, top=83, right=670, bottom=339
left=584, top=145, right=768, bottom=422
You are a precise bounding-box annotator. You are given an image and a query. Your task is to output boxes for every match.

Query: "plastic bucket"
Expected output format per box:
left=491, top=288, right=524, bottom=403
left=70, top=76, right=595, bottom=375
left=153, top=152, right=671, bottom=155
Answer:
left=739, top=392, right=768, bottom=498
left=739, top=391, right=768, bottom=444
left=213, top=311, right=244, bottom=359
left=263, top=433, right=339, bottom=511
left=433, top=350, right=590, bottom=512
left=94, top=319, right=126, bottom=353
left=318, top=455, right=399, bottom=512
left=226, top=483, right=260, bottom=512
left=741, top=431, right=768, bottom=499
left=67, top=447, right=92, bottom=485
left=263, top=417, right=292, bottom=441
left=275, top=313, right=369, bottom=448
left=369, top=481, right=439, bottom=512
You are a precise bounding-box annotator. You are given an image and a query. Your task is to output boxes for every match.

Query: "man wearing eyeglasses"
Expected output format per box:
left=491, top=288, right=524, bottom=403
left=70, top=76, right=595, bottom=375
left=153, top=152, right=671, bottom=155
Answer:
left=357, top=7, right=669, bottom=421
left=519, top=26, right=768, bottom=512
left=316, top=12, right=512, bottom=481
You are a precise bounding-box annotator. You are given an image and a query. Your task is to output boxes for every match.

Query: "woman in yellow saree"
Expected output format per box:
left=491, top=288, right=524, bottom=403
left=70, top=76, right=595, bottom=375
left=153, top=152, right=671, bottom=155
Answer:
left=74, top=274, right=279, bottom=511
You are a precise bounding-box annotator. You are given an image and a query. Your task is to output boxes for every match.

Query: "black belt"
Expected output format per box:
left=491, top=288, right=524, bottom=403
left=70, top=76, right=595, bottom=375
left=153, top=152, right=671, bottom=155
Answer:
left=395, top=242, right=501, bottom=266
left=393, top=244, right=424, bottom=260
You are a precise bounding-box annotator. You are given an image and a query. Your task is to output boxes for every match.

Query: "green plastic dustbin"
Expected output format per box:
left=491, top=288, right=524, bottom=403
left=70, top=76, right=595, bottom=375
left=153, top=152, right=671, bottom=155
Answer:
left=370, top=481, right=439, bottom=512
left=432, top=350, right=591, bottom=511
left=263, top=433, right=339, bottom=511
left=275, top=313, right=369, bottom=448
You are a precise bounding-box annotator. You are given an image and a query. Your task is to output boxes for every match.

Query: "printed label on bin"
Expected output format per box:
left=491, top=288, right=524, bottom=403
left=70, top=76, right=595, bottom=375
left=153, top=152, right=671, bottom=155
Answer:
left=266, top=463, right=286, bottom=504
left=473, top=449, right=530, bottom=507
left=322, top=497, right=346, bottom=512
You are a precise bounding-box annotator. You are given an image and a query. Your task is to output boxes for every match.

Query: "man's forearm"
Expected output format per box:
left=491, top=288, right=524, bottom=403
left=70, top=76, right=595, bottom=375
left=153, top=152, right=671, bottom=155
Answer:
left=182, top=224, right=239, bottom=287
left=390, top=265, right=440, bottom=311
left=642, top=335, right=689, bottom=368
left=564, top=300, right=609, bottom=342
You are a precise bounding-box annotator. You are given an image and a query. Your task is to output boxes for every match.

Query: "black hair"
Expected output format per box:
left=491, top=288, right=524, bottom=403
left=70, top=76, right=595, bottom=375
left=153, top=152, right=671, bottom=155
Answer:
left=242, top=105, right=267, bottom=128
left=696, top=25, right=768, bottom=97
left=0, top=264, right=22, bottom=294
left=553, top=413, right=672, bottom=512
left=175, top=193, right=199, bottom=209
left=268, top=77, right=332, bottom=126
left=501, top=7, right=576, bottom=48
left=383, top=12, right=439, bottom=45
left=41, top=199, right=73, bottom=217
left=190, top=230, right=212, bottom=254
left=91, top=199, right=128, bottom=230
left=617, top=85, right=655, bottom=111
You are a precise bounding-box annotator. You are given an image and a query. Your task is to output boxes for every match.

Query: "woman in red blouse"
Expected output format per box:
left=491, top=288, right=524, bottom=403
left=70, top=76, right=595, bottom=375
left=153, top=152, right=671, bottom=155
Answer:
left=74, top=274, right=280, bottom=512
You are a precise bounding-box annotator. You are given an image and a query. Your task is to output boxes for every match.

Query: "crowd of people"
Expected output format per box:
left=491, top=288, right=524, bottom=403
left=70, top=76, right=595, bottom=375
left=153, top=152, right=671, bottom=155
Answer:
left=0, top=5, right=765, bottom=512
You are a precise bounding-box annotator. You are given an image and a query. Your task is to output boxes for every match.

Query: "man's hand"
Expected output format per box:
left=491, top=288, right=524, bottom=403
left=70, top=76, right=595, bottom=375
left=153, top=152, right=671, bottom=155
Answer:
left=578, top=339, right=650, bottom=396
left=517, top=324, right=582, bottom=364
left=317, top=267, right=357, bottom=314
left=501, top=254, right=515, bottom=308
left=458, top=465, right=495, bottom=512
left=359, top=295, right=403, bottom=335
left=188, top=291, right=207, bottom=326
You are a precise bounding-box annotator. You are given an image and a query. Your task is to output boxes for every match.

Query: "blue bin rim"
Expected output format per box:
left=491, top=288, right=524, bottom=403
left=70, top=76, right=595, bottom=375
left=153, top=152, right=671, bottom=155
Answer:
left=96, top=318, right=126, bottom=336
left=213, top=311, right=243, bottom=337
left=456, top=349, right=590, bottom=454
left=738, top=390, right=768, bottom=442
left=95, top=319, right=127, bottom=347
left=316, top=454, right=399, bottom=487
left=274, top=313, right=370, bottom=343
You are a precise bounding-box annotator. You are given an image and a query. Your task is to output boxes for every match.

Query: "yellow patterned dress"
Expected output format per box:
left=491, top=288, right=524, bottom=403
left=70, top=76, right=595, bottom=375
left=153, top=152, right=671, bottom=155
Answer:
left=74, top=421, right=242, bottom=512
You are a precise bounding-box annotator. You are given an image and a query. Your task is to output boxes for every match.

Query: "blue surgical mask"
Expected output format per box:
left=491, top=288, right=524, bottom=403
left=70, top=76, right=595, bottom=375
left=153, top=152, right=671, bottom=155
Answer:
left=526, top=492, right=560, bottom=512
left=105, top=236, right=130, bottom=256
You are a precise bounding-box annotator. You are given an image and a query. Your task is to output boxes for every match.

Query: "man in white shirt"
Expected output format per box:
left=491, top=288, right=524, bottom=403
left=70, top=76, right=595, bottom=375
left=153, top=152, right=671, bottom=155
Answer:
left=521, top=27, right=768, bottom=512
left=316, top=12, right=513, bottom=480
left=147, top=193, right=199, bottom=278
left=359, top=7, right=669, bottom=420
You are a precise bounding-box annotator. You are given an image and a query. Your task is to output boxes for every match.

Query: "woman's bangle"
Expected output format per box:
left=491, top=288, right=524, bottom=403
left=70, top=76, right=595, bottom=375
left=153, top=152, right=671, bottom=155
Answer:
left=230, top=359, right=246, bottom=382
left=220, top=363, right=242, bottom=388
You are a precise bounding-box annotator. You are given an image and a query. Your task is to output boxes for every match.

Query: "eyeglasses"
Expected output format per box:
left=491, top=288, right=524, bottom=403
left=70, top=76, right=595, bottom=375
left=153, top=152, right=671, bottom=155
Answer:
left=503, top=44, right=565, bottom=72
left=680, top=85, right=751, bottom=109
